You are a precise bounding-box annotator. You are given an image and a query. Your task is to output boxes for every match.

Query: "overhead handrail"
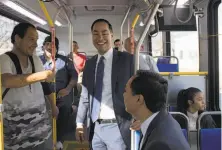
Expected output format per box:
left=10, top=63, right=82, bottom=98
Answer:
left=134, top=0, right=163, bottom=73
left=38, top=1, right=57, bottom=149
left=120, top=6, right=132, bottom=51
left=197, top=111, right=221, bottom=150
left=0, top=68, right=4, bottom=150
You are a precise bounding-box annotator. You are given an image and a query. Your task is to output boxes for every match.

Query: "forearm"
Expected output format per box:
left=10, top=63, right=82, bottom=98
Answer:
left=2, top=70, right=51, bottom=88
left=66, top=79, right=77, bottom=91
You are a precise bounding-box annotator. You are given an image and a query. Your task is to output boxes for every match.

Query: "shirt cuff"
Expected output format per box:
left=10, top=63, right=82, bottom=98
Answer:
left=76, top=122, right=84, bottom=128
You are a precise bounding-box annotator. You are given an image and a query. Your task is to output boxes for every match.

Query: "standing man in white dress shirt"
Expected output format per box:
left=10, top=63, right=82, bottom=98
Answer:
left=75, top=19, right=140, bottom=150
left=123, top=70, right=190, bottom=150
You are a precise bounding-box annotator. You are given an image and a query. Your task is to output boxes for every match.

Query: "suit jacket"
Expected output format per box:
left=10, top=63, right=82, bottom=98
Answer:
left=141, top=109, right=190, bottom=150
left=78, top=49, right=134, bottom=149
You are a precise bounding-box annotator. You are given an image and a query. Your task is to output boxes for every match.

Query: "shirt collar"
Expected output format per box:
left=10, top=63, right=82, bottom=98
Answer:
left=187, top=111, right=198, bottom=119
left=141, top=111, right=159, bottom=136
left=97, top=48, right=113, bottom=62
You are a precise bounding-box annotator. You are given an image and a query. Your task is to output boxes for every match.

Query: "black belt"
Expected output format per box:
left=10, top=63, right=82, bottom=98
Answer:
left=97, top=119, right=117, bottom=124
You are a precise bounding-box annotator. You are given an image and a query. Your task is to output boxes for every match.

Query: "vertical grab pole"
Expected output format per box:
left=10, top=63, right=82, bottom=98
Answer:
left=53, top=5, right=74, bottom=56
left=0, top=68, right=4, bottom=150
left=62, top=9, right=73, bottom=56
left=130, top=13, right=140, bottom=150
left=120, top=6, right=131, bottom=51
left=38, top=1, right=56, bottom=150
left=131, top=0, right=163, bottom=149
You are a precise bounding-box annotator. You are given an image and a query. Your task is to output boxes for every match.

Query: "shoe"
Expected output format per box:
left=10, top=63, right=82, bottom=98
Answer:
left=56, top=141, right=63, bottom=150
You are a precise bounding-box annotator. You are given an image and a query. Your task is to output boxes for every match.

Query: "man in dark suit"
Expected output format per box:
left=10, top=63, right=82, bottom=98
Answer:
left=75, top=19, right=137, bottom=149
left=123, top=70, right=190, bottom=150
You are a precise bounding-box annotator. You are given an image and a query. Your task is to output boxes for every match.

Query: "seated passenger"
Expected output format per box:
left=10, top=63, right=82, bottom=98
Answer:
left=124, top=70, right=190, bottom=150
left=124, top=37, right=159, bottom=72
left=177, top=87, right=216, bottom=130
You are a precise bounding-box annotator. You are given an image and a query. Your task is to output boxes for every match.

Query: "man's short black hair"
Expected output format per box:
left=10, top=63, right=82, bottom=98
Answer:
left=73, top=41, right=78, bottom=44
left=91, top=19, right=113, bottom=32
left=114, top=39, right=120, bottom=43
left=43, top=35, right=59, bottom=50
left=11, top=22, right=36, bottom=44
left=131, top=70, right=168, bottom=113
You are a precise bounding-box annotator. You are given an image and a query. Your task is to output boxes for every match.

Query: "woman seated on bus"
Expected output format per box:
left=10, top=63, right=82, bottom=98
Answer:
left=176, top=87, right=216, bottom=130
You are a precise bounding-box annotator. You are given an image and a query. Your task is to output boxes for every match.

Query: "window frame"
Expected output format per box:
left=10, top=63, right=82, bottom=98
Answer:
left=208, top=0, right=221, bottom=111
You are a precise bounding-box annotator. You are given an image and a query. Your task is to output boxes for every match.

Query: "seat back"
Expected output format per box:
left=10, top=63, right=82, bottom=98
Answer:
left=157, top=64, right=179, bottom=72
left=170, top=112, right=190, bottom=144
left=155, top=56, right=179, bottom=72
left=200, top=128, right=221, bottom=150
left=197, top=111, right=221, bottom=150
left=169, top=106, right=177, bottom=112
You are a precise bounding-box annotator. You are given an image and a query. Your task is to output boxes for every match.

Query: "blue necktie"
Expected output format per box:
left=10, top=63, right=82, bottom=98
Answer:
left=91, top=56, right=105, bottom=122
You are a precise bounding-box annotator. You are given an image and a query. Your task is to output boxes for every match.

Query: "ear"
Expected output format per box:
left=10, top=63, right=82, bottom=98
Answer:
left=137, top=94, right=145, bottom=105
left=15, top=34, right=21, bottom=44
left=188, top=100, right=193, bottom=105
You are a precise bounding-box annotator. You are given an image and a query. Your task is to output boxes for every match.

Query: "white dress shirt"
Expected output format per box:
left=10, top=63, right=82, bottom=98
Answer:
left=187, top=111, right=198, bottom=131
left=140, top=112, right=159, bottom=150
left=96, top=48, right=115, bottom=119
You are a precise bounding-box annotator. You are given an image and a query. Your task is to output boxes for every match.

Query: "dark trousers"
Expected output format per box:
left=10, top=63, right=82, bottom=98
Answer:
left=56, top=93, right=74, bottom=142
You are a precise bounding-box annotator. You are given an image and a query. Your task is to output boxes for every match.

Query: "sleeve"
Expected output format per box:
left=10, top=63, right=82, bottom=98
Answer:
left=33, top=55, right=54, bottom=94
left=147, top=141, right=171, bottom=150
left=76, top=63, right=89, bottom=126
left=41, top=82, right=54, bottom=95
left=139, top=55, right=150, bottom=70
left=0, top=54, right=13, bottom=74
left=66, top=57, right=78, bottom=81
left=147, top=56, right=159, bottom=73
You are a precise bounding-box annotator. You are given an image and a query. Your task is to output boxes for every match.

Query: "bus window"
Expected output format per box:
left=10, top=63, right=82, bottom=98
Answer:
left=0, top=15, right=17, bottom=55
left=218, top=3, right=222, bottom=109
left=0, top=15, right=48, bottom=56
left=171, top=31, right=199, bottom=72
left=152, top=32, right=163, bottom=56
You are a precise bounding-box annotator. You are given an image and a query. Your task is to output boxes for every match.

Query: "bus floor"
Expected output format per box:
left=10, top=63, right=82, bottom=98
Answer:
left=62, top=129, right=89, bottom=150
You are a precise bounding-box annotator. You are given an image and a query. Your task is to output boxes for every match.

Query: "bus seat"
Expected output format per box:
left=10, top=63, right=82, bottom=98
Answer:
left=169, top=106, right=177, bottom=112
left=157, top=64, right=179, bottom=72
left=157, top=57, right=170, bottom=64
left=200, top=128, right=221, bottom=150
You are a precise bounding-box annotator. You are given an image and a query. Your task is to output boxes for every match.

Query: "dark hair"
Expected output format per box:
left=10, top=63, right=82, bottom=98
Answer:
left=177, top=87, right=201, bottom=113
left=43, top=35, right=59, bottom=50
left=91, top=19, right=113, bottom=32
left=11, top=22, right=36, bottom=44
left=73, top=41, right=78, bottom=44
left=131, top=70, right=168, bottom=113
left=114, top=39, right=120, bottom=44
